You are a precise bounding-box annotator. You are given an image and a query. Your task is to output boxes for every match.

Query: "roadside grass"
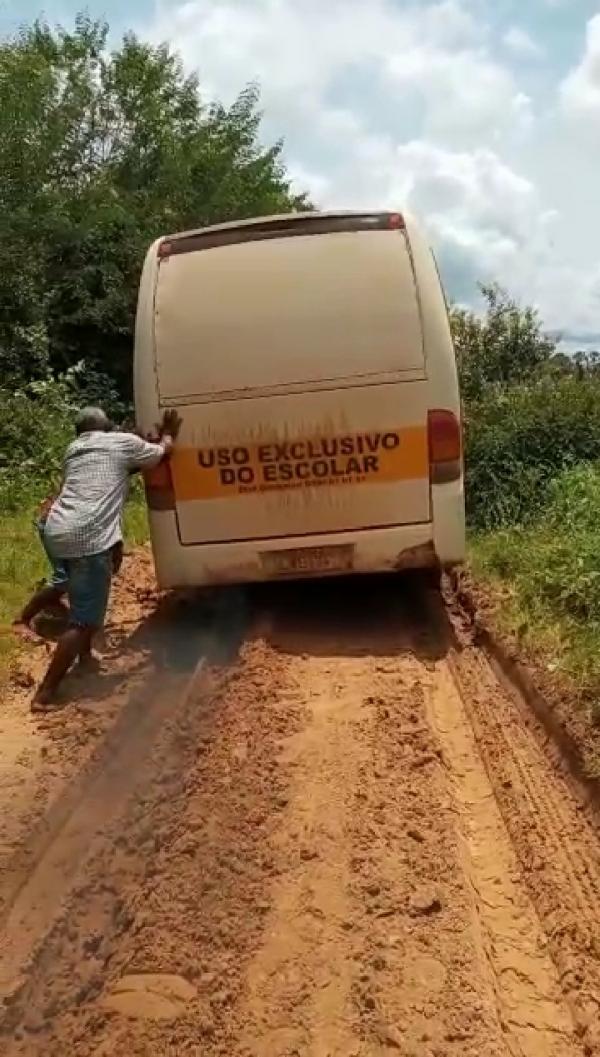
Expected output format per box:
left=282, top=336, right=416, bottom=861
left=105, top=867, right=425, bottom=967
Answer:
left=0, top=493, right=149, bottom=675
left=0, top=508, right=49, bottom=668
left=123, top=486, right=150, bottom=548
left=469, top=464, right=600, bottom=722
left=470, top=531, right=600, bottom=698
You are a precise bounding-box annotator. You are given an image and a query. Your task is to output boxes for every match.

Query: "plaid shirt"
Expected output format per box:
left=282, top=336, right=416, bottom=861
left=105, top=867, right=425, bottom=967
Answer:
left=44, top=431, right=165, bottom=559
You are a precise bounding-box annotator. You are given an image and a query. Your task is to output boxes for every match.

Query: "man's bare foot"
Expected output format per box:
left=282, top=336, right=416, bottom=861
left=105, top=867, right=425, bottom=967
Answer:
left=12, top=621, right=42, bottom=645
left=30, top=686, right=57, bottom=713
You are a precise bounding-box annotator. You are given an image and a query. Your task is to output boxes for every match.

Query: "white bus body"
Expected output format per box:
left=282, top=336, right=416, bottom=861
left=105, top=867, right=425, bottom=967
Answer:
left=134, top=211, right=465, bottom=587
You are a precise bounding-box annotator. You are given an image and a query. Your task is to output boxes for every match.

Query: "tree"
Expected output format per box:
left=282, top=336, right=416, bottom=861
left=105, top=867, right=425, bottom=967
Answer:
left=0, top=15, right=308, bottom=396
left=450, top=283, right=556, bottom=403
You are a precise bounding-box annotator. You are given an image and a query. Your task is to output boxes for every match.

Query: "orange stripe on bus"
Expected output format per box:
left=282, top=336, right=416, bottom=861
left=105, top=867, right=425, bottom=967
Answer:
left=170, top=426, right=428, bottom=502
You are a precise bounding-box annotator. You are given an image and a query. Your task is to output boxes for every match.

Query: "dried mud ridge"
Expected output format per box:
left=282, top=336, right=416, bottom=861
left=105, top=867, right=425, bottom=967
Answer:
left=0, top=576, right=598, bottom=1057
left=447, top=570, right=600, bottom=804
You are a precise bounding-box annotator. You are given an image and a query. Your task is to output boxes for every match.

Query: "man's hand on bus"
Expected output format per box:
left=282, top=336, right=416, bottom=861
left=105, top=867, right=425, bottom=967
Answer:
left=158, top=409, right=182, bottom=441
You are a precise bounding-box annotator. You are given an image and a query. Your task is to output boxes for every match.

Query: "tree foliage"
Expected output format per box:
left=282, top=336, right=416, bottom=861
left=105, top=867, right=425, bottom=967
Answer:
left=463, top=375, right=600, bottom=528
left=0, top=15, right=307, bottom=395
left=451, top=283, right=556, bottom=403
left=453, top=285, right=600, bottom=529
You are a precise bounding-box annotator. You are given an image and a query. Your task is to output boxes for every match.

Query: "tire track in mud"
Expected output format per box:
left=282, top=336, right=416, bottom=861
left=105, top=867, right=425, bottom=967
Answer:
left=0, top=578, right=597, bottom=1057
left=447, top=644, right=600, bottom=1056
left=236, top=658, right=366, bottom=1057
left=428, top=663, right=576, bottom=1056
left=238, top=631, right=508, bottom=1057
left=0, top=592, right=249, bottom=1046
left=0, top=666, right=203, bottom=1009
left=2, top=636, right=302, bottom=1056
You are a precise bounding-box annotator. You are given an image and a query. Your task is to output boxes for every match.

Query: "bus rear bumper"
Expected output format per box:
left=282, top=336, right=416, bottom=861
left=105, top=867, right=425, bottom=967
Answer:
left=147, top=510, right=464, bottom=589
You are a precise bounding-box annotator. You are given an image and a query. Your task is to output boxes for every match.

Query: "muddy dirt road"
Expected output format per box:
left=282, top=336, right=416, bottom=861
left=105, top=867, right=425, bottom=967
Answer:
left=0, top=572, right=598, bottom=1057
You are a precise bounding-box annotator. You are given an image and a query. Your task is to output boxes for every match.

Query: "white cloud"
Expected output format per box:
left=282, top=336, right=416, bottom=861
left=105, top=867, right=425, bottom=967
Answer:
left=150, top=0, right=531, bottom=144
left=143, top=0, right=600, bottom=343
left=503, top=26, right=543, bottom=59
left=560, top=13, right=600, bottom=117
left=329, top=138, right=557, bottom=308
left=286, top=162, right=332, bottom=203
left=396, top=143, right=600, bottom=337
left=384, top=43, right=533, bottom=142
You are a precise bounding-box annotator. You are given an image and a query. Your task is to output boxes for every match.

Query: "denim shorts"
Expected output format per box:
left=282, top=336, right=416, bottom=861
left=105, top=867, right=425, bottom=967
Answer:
left=36, top=520, right=68, bottom=591
left=65, top=551, right=113, bottom=629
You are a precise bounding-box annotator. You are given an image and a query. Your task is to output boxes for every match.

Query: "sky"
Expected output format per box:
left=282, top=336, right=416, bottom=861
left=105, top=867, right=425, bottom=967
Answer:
left=2, top=0, right=600, bottom=347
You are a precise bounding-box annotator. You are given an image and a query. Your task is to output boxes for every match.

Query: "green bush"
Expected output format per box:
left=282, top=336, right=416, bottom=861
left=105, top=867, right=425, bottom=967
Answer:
left=451, top=285, right=600, bottom=531
left=0, top=364, right=127, bottom=511
left=471, top=465, right=600, bottom=714
left=533, top=467, right=600, bottom=621
left=464, top=376, right=600, bottom=529
left=473, top=464, right=600, bottom=624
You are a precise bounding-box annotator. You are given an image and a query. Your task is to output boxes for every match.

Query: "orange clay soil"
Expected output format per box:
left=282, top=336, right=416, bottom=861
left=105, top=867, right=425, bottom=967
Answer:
left=0, top=571, right=597, bottom=1057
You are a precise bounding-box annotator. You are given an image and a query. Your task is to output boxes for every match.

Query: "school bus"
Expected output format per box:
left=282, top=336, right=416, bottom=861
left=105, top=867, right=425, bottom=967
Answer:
left=134, top=211, right=464, bottom=586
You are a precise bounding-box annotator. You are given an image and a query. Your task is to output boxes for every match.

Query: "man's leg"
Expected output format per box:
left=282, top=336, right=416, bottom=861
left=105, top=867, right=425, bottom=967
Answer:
left=32, top=552, right=112, bottom=711
left=13, top=525, right=69, bottom=641
left=32, top=627, right=94, bottom=708
left=76, top=644, right=101, bottom=670
left=13, top=585, right=66, bottom=640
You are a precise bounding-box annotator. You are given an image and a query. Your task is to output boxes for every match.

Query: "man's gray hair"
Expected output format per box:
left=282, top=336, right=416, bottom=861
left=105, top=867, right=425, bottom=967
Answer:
left=75, top=407, right=112, bottom=436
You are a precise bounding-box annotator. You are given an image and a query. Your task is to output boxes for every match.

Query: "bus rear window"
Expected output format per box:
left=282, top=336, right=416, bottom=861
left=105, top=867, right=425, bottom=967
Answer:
left=158, top=212, right=404, bottom=258
left=154, top=228, right=425, bottom=401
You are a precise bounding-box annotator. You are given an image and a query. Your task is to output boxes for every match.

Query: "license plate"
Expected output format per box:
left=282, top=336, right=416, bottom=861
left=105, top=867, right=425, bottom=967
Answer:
left=261, top=544, right=354, bottom=577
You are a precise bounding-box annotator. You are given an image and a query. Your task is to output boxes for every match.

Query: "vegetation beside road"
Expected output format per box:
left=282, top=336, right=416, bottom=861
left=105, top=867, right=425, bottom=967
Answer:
left=470, top=467, right=600, bottom=722
left=456, top=288, right=600, bottom=725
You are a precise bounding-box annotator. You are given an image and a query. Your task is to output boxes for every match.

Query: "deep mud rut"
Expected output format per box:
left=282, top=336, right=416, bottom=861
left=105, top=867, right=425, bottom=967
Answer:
left=0, top=575, right=598, bottom=1057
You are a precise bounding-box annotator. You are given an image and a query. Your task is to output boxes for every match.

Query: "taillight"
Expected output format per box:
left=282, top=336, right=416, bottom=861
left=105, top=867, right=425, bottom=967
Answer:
left=144, top=459, right=175, bottom=510
left=428, top=409, right=462, bottom=484
left=387, top=212, right=404, bottom=229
